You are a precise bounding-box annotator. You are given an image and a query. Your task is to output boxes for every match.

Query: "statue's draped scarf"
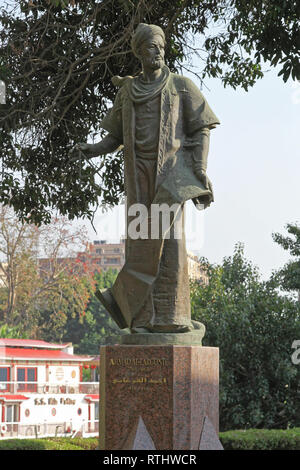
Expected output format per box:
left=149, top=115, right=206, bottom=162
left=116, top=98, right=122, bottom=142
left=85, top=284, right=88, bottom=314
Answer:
left=128, top=65, right=170, bottom=104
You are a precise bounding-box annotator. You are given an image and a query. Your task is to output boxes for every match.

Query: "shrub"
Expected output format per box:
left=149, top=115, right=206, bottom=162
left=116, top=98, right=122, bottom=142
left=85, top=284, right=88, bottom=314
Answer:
left=49, top=437, right=98, bottom=450
left=1, top=431, right=300, bottom=450
left=0, top=439, right=83, bottom=450
left=220, top=428, right=300, bottom=450
left=69, top=437, right=98, bottom=450
left=191, top=245, right=300, bottom=430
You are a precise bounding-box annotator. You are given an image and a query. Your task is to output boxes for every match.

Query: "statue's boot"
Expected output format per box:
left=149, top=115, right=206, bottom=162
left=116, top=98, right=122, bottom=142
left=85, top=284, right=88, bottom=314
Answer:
left=95, top=288, right=128, bottom=329
left=130, top=322, right=205, bottom=335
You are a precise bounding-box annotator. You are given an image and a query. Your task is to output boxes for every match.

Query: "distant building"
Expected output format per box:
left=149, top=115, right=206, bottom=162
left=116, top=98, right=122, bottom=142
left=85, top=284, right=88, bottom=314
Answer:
left=187, top=251, right=209, bottom=284
left=37, top=240, right=126, bottom=277
left=78, top=239, right=125, bottom=273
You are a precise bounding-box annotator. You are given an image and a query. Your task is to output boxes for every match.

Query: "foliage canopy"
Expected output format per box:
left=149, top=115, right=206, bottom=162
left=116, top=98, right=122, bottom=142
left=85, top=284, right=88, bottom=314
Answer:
left=191, top=244, right=300, bottom=431
left=0, top=0, right=299, bottom=223
left=272, top=223, right=300, bottom=298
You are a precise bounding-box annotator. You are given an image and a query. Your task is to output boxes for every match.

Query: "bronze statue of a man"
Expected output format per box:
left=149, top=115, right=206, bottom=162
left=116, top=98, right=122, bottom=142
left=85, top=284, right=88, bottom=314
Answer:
left=72, top=23, right=220, bottom=335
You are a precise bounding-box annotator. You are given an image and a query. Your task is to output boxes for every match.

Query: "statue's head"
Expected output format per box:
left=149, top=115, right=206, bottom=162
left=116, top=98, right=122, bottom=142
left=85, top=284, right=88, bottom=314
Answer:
left=131, top=23, right=165, bottom=71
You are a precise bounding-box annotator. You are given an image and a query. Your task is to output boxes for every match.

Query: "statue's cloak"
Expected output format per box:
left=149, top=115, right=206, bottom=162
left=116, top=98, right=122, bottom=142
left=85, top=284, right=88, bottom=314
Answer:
left=98, top=70, right=220, bottom=329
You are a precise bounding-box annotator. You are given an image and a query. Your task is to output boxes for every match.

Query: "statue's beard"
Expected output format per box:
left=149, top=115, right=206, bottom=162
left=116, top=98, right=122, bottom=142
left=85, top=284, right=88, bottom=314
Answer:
left=143, top=56, right=164, bottom=71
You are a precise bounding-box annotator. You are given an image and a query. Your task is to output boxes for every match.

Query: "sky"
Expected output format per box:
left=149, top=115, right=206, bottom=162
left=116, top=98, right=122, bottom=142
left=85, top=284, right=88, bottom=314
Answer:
left=83, top=63, right=300, bottom=280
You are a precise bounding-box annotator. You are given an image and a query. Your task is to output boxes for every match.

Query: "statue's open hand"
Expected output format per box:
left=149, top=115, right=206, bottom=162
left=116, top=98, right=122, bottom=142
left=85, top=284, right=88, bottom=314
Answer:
left=68, top=143, right=92, bottom=161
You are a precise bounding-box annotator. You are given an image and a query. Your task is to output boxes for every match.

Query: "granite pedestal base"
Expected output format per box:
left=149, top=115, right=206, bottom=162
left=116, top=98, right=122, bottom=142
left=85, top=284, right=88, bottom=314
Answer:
left=99, top=345, right=222, bottom=450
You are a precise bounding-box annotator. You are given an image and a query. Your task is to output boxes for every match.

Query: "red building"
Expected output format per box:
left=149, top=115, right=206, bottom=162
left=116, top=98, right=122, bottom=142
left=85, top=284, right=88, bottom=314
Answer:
left=0, top=339, right=99, bottom=439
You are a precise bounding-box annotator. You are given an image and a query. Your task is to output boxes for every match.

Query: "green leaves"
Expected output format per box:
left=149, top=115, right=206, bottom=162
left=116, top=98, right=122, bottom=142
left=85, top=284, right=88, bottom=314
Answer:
left=278, top=58, right=294, bottom=83
left=75, top=269, right=122, bottom=354
left=191, top=244, right=300, bottom=431
left=272, top=223, right=300, bottom=296
left=0, top=1, right=299, bottom=223
left=0, top=323, right=29, bottom=338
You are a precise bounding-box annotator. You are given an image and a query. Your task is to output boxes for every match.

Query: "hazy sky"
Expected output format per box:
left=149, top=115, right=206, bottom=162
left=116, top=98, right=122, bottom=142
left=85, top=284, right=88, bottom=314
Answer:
left=85, top=64, right=299, bottom=280
left=194, top=64, right=300, bottom=279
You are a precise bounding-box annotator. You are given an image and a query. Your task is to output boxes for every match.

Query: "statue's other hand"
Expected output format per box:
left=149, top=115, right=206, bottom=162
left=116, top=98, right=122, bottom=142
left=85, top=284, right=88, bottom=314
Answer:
left=194, top=168, right=212, bottom=191
left=68, top=142, right=92, bottom=161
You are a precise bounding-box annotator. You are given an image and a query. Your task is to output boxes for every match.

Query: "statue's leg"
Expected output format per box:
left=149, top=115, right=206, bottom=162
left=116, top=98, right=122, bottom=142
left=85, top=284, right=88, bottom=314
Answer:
left=129, top=158, right=158, bottom=330
left=131, top=195, right=192, bottom=332
left=148, top=205, right=193, bottom=331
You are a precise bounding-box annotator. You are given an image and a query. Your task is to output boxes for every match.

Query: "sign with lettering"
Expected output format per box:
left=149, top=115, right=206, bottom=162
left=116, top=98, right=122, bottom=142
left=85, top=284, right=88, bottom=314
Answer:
left=108, top=355, right=170, bottom=391
left=34, top=397, right=76, bottom=405
left=110, top=358, right=168, bottom=367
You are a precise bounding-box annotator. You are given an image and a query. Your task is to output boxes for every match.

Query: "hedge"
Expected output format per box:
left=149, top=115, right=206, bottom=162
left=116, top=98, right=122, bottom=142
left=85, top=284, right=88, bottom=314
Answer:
left=219, top=428, right=300, bottom=450
left=48, top=437, right=98, bottom=450
left=1, top=429, right=300, bottom=450
left=0, top=438, right=83, bottom=450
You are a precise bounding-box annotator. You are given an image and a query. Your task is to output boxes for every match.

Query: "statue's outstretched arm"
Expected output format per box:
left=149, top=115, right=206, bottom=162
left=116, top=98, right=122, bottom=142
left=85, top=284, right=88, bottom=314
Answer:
left=69, top=134, right=123, bottom=160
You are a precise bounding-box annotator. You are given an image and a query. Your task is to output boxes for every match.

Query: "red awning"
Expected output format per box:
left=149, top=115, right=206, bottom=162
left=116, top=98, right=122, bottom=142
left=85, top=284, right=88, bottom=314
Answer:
left=0, top=395, right=29, bottom=402
left=0, top=347, right=90, bottom=362
left=0, top=338, right=71, bottom=349
left=84, top=394, right=99, bottom=402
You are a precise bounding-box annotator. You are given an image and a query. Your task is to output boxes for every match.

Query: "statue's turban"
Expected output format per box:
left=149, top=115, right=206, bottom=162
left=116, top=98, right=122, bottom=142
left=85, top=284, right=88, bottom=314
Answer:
left=131, top=23, right=165, bottom=58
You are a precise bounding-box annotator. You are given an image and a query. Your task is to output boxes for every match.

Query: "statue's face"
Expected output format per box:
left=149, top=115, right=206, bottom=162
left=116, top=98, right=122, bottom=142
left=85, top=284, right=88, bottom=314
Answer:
left=139, top=34, right=165, bottom=71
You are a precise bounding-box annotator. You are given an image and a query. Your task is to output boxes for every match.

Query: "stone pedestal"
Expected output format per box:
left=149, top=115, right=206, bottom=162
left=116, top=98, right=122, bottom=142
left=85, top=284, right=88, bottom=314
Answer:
left=99, top=345, right=222, bottom=450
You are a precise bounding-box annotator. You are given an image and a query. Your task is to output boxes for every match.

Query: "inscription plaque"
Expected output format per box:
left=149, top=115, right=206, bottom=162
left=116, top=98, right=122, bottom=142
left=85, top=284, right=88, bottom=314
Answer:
left=99, top=345, right=220, bottom=450
left=108, top=353, right=170, bottom=391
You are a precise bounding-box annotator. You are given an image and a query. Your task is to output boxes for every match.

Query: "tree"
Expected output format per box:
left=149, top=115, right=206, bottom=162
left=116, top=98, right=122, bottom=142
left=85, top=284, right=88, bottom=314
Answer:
left=0, top=205, right=96, bottom=338
left=272, top=223, right=300, bottom=301
left=0, top=323, right=28, bottom=338
left=76, top=269, right=124, bottom=355
left=191, top=244, right=300, bottom=431
left=0, top=0, right=299, bottom=224
left=0, top=204, right=39, bottom=323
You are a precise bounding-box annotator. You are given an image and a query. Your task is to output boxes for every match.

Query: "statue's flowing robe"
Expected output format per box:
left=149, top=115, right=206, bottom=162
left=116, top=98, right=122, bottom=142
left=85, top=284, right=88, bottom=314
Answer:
left=100, top=69, right=220, bottom=330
